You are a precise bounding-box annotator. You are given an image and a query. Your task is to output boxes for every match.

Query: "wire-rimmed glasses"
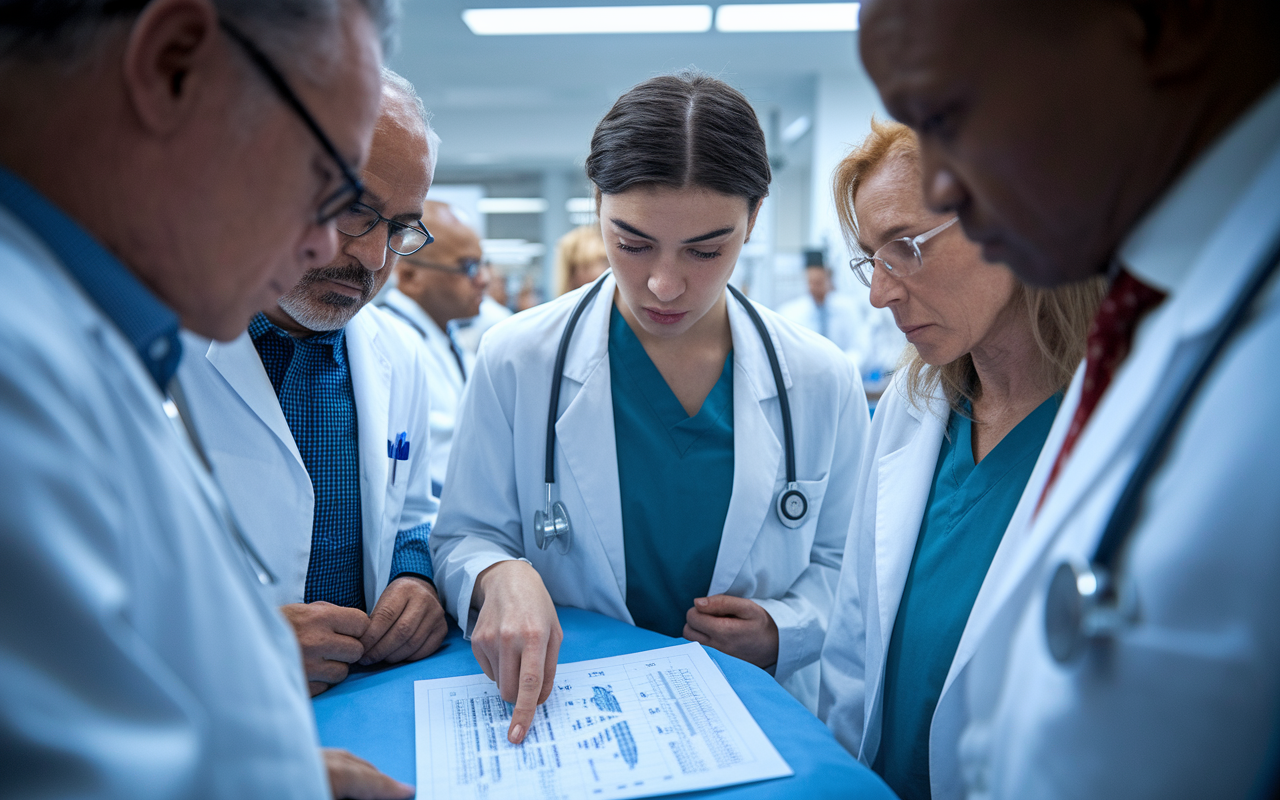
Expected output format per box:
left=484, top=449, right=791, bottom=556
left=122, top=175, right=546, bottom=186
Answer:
left=849, top=216, right=959, bottom=287
left=335, top=201, right=435, bottom=255
left=219, top=18, right=365, bottom=225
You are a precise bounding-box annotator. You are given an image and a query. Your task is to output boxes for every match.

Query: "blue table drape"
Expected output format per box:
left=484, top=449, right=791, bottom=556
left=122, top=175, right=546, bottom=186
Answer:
left=313, top=607, right=896, bottom=799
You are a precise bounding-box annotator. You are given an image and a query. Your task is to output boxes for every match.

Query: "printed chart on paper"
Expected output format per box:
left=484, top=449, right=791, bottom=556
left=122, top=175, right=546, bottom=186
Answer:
left=413, top=642, right=792, bottom=800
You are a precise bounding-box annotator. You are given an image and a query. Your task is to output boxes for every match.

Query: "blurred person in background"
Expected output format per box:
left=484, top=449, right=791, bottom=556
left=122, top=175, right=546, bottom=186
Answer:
left=778, top=249, right=905, bottom=401
left=453, top=259, right=513, bottom=355
left=380, top=200, right=489, bottom=497
left=0, top=0, right=413, bottom=796
left=177, top=69, right=447, bottom=699
left=817, top=119, right=1101, bottom=800
left=554, top=222, right=610, bottom=296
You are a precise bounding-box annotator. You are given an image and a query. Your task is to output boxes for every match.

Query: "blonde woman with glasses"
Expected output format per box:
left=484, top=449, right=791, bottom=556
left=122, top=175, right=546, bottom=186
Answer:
left=817, top=120, right=1103, bottom=800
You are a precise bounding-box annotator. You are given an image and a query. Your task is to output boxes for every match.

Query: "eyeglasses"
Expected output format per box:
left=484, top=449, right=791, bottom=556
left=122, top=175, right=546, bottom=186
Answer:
left=219, top=18, right=365, bottom=225
left=849, top=216, right=959, bottom=288
left=335, top=201, right=435, bottom=255
left=402, top=258, right=483, bottom=279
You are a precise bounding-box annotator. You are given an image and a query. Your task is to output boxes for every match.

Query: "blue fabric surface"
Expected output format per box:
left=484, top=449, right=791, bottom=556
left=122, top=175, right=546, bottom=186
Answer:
left=251, top=313, right=366, bottom=610
left=609, top=305, right=735, bottom=638
left=313, top=607, right=897, bottom=798
left=0, top=165, right=181, bottom=389
left=874, top=395, right=1060, bottom=799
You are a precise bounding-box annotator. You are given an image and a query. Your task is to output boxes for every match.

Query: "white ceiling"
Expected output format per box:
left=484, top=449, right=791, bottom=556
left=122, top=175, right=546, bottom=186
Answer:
left=388, top=1, right=867, bottom=177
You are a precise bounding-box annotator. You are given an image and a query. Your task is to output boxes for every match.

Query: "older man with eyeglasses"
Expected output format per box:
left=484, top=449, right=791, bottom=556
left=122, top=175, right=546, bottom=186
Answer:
left=178, top=68, right=450, bottom=700
left=0, top=0, right=420, bottom=797
left=380, top=200, right=492, bottom=498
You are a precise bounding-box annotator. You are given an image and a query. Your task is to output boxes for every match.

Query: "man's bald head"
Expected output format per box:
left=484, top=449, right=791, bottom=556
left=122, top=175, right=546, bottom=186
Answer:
left=859, top=0, right=1280, bottom=286
left=396, top=201, right=489, bottom=329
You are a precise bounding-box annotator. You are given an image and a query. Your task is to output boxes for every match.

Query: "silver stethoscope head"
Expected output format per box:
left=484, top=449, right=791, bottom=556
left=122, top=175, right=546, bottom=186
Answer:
left=1044, top=560, right=1132, bottom=664
left=534, top=483, right=573, bottom=554
left=776, top=482, right=808, bottom=529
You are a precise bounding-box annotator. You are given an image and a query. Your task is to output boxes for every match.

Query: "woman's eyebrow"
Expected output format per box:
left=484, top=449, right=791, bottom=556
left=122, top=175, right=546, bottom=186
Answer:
left=609, top=219, right=736, bottom=244
left=683, top=227, right=735, bottom=244
left=610, top=219, right=655, bottom=240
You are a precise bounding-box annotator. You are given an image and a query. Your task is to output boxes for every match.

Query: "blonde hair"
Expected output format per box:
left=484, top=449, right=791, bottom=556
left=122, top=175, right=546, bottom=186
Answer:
left=833, top=118, right=1104, bottom=413
left=554, top=224, right=609, bottom=297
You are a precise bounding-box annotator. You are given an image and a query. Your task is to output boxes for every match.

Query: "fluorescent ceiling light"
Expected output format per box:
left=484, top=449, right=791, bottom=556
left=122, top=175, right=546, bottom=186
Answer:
left=781, top=115, right=812, bottom=144
left=565, top=197, right=596, bottom=214
left=463, top=6, right=713, bottom=35
left=476, top=198, right=550, bottom=214
left=716, top=3, right=859, bottom=32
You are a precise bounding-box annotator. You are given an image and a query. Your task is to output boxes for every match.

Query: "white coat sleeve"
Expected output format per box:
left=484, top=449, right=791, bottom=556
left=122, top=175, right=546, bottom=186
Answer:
left=0, top=333, right=200, bottom=797
left=428, top=339, right=529, bottom=636
left=754, top=356, right=870, bottom=685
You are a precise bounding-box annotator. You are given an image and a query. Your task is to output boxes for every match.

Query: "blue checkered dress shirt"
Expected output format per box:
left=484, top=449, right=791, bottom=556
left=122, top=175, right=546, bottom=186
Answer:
left=249, top=314, right=433, bottom=611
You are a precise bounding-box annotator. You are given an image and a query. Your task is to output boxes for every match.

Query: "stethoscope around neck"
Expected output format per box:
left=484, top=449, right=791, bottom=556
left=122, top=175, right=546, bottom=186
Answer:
left=1044, top=236, right=1280, bottom=664
left=533, top=273, right=809, bottom=554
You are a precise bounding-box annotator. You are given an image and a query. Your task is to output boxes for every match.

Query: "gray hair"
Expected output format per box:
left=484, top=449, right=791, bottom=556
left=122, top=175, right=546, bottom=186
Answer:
left=0, top=0, right=401, bottom=65
left=381, top=66, right=441, bottom=177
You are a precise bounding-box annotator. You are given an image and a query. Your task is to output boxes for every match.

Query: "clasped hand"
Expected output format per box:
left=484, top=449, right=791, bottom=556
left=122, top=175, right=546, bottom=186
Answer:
left=282, top=575, right=448, bottom=697
left=683, top=594, right=779, bottom=670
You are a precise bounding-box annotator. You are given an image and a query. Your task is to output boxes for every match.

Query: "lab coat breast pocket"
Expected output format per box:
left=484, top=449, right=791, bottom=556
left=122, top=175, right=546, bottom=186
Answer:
left=753, top=476, right=830, bottom=595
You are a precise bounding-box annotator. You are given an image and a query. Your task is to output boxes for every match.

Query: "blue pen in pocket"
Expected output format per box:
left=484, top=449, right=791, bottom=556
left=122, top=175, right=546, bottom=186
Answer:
left=388, top=432, right=410, bottom=484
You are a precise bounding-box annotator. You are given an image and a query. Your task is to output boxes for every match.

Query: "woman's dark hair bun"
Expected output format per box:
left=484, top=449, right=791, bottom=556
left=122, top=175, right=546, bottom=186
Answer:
left=586, top=70, right=771, bottom=210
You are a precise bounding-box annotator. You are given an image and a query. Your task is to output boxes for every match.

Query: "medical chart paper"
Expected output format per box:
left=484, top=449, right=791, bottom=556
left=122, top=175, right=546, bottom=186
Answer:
left=413, top=642, right=792, bottom=800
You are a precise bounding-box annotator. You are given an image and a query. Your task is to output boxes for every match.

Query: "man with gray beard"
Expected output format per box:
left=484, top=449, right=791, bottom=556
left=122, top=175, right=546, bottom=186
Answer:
left=179, top=68, right=448, bottom=697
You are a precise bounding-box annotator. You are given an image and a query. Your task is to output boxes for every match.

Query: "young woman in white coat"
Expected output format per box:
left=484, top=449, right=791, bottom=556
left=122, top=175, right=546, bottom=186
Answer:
left=431, top=72, right=869, bottom=743
left=816, top=120, right=1103, bottom=800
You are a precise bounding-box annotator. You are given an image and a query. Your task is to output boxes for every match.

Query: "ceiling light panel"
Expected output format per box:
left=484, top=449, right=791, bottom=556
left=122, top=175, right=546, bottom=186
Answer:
left=463, top=6, right=714, bottom=35
left=715, top=3, right=859, bottom=32
left=476, top=198, right=550, bottom=214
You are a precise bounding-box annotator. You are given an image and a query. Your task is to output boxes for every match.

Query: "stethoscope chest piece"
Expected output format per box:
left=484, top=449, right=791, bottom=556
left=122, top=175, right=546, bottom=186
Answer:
left=1045, top=560, right=1131, bottom=665
left=534, top=485, right=573, bottom=555
left=1045, top=560, right=1099, bottom=664
left=776, top=482, right=809, bottom=529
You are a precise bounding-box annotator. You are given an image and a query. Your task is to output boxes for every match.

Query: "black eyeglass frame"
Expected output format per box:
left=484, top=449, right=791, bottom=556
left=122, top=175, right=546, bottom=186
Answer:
left=337, top=201, right=436, bottom=256
left=219, top=18, right=365, bottom=225
left=402, top=257, right=483, bottom=280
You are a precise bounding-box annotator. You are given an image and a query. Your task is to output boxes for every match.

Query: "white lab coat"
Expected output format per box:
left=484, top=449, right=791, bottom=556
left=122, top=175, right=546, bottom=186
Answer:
left=818, top=375, right=1019, bottom=799
left=379, top=287, right=468, bottom=496
left=431, top=274, right=869, bottom=708
left=0, top=208, right=327, bottom=796
left=176, top=304, right=438, bottom=610
left=956, top=83, right=1280, bottom=799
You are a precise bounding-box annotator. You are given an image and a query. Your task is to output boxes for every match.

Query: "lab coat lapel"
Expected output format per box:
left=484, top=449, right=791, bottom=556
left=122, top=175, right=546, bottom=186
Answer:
left=863, top=393, right=946, bottom=737
left=708, top=296, right=784, bottom=595
left=205, top=334, right=304, bottom=468
left=557, top=276, right=628, bottom=605
left=346, top=313, right=393, bottom=604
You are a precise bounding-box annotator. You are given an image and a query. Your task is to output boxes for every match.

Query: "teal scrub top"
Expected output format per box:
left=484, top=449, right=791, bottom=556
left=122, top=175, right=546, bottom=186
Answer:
left=873, top=394, right=1061, bottom=800
left=609, top=305, right=735, bottom=638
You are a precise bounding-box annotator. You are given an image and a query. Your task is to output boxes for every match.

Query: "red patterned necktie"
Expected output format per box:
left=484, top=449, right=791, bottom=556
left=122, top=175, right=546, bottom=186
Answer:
left=1037, top=269, right=1167, bottom=512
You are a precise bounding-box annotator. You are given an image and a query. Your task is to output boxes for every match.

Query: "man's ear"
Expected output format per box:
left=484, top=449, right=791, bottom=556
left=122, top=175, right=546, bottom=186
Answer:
left=1130, top=0, right=1223, bottom=82
left=122, top=0, right=221, bottom=135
